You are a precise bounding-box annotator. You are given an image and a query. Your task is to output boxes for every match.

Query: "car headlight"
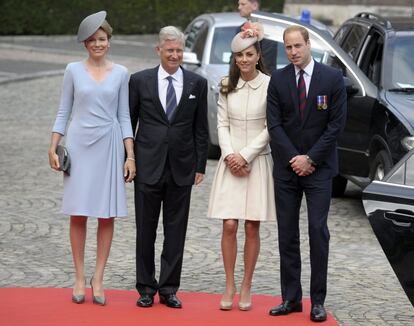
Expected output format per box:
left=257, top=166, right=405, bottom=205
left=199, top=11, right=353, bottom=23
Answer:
left=401, top=136, right=414, bottom=151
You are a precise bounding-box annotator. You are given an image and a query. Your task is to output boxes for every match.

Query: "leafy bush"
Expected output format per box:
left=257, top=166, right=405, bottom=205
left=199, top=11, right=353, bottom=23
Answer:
left=0, top=0, right=284, bottom=35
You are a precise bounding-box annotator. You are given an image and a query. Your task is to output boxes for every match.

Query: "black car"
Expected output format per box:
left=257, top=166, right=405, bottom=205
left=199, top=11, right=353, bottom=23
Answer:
left=363, top=149, right=414, bottom=307
left=332, top=13, right=414, bottom=196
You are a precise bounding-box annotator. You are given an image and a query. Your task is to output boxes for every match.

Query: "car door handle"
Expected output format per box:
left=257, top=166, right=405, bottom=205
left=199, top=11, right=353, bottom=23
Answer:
left=384, top=211, right=413, bottom=227
left=210, top=84, right=218, bottom=92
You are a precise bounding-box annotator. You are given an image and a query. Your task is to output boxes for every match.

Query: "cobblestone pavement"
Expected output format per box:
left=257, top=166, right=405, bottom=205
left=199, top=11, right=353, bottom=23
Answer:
left=0, top=38, right=413, bottom=325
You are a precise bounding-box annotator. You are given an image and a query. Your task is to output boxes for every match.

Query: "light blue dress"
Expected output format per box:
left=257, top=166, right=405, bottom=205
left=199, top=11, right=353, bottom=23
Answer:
left=52, top=61, right=133, bottom=218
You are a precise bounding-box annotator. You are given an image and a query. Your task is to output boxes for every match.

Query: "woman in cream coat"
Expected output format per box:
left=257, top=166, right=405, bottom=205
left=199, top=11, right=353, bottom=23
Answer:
left=208, top=22, right=275, bottom=311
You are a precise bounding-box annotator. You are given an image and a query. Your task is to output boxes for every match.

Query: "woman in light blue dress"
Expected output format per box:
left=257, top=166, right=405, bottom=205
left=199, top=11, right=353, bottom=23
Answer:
left=47, top=11, right=135, bottom=306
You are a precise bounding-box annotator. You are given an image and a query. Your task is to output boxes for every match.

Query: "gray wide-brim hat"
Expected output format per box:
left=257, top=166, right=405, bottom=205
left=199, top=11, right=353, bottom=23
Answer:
left=77, top=11, right=107, bottom=42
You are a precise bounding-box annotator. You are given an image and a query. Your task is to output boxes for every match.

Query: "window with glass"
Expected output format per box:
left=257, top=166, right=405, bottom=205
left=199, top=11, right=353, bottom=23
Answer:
left=185, top=19, right=208, bottom=61
left=385, top=32, right=414, bottom=90
left=209, top=26, right=240, bottom=64
left=340, top=24, right=368, bottom=60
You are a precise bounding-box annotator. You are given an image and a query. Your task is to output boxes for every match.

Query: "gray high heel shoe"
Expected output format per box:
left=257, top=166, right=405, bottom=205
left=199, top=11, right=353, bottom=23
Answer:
left=71, top=294, right=85, bottom=304
left=90, top=278, right=106, bottom=306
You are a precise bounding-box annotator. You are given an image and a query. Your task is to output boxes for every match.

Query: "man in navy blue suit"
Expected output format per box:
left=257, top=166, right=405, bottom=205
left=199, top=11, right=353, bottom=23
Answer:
left=266, top=25, right=346, bottom=322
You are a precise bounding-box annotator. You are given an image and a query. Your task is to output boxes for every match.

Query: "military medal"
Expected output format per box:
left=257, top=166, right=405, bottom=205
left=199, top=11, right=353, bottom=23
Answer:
left=317, top=95, right=328, bottom=110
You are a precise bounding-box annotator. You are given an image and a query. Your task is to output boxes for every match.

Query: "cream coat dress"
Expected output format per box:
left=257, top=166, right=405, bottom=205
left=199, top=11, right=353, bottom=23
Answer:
left=208, top=71, right=276, bottom=221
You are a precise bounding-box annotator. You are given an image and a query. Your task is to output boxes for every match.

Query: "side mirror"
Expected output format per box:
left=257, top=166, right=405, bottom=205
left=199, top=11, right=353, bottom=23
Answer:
left=343, top=76, right=359, bottom=97
left=183, top=52, right=201, bottom=66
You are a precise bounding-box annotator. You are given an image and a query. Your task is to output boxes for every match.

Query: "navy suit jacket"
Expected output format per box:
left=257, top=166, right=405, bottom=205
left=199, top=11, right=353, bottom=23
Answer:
left=129, top=66, right=208, bottom=186
left=266, top=61, right=347, bottom=181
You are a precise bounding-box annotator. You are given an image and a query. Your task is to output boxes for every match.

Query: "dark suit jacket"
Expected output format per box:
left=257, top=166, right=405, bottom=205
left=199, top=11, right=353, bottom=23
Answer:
left=267, top=61, right=347, bottom=181
left=260, top=38, right=278, bottom=74
left=129, top=66, right=208, bottom=186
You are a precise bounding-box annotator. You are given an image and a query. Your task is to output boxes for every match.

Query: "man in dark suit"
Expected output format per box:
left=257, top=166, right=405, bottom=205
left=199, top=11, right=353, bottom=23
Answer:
left=266, top=25, right=346, bottom=322
left=237, top=0, right=278, bottom=73
left=129, top=26, right=208, bottom=309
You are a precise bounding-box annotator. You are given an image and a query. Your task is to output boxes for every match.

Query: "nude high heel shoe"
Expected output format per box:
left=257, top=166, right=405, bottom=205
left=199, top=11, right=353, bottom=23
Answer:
left=220, top=288, right=236, bottom=311
left=238, top=289, right=252, bottom=311
left=238, top=300, right=252, bottom=311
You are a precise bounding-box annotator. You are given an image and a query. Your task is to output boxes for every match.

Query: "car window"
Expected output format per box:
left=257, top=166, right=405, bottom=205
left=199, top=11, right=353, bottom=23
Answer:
left=358, top=30, right=384, bottom=87
left=406, top=153, right=414, bottom=185
left=387, top=164, right=405, bottom=185
left=384, top=151, right=414, bottom=186
left=210, top=26, right=240, bottom=64
left=386, top=33, right=414, bottom=89
left=340, top=24, right=369, bottom=61
left=334, top=24, right=352, bottom=45
left=185, top=19, right=209, bottom=61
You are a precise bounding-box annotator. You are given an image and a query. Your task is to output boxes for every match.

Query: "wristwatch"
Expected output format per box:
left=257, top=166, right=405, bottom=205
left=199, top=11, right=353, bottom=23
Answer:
left=306, top=155, right=315, bottom=166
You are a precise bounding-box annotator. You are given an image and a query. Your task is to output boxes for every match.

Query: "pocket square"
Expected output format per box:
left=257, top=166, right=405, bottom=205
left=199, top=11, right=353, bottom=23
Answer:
left=189, top=94, right=196, bottom=99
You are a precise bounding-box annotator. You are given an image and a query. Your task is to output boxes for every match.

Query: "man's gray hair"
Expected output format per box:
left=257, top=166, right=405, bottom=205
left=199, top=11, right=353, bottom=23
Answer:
left=158, top=26, right=185, bottom=47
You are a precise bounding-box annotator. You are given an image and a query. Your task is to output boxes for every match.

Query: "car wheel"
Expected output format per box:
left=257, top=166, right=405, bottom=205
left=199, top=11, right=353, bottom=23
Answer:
left=370, top=150, right=393, bottom=181
left=208, top=141, right=221, bottom=160
left=331, top=175, right=347, bottom=197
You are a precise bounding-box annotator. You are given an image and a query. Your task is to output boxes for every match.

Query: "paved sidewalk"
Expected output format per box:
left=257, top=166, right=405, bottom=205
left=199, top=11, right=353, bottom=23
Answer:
left=0, top=37, right=413, bottom=325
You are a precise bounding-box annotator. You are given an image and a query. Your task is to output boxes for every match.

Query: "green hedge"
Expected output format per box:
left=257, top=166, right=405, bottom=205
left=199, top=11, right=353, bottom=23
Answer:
left=0, top=0, right=284, bottom=35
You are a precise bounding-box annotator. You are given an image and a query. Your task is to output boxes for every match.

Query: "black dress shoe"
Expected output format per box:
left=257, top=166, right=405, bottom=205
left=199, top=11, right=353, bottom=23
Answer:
left=159, top=293, right=182, bottom=308
left=136, top=294, right=154, bottom=308
left=311, top=304, right=327, bottom=322
left=269, top=300, right=303, bottom=316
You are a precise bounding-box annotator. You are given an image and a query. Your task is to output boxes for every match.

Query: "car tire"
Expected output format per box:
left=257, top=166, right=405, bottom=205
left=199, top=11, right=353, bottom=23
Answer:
left=208, top=141, right=221, bottom=160
left=370, top=150, right=393, bottom=181
left=332, top=175, right=347, bottom=197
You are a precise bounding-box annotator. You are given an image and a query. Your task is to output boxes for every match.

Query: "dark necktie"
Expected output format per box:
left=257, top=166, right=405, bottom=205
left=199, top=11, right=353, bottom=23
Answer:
left=166, top=76, right=177, bottom=120
left=298, top=69, right=306, bottom=119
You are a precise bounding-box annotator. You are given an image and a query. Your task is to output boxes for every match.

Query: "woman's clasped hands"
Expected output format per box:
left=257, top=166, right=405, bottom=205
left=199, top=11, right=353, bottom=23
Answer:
left=225, top=153, right=250, bottom=177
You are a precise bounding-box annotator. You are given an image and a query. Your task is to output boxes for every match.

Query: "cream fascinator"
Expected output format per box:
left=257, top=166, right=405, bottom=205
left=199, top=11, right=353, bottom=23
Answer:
left=230, top=21, right=264, bottom=53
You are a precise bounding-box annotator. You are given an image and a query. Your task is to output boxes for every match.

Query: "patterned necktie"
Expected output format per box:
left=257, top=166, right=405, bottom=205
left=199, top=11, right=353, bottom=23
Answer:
left=298, top=69, right=306, bottom=119
left=166, top=76, right=177, bottom=121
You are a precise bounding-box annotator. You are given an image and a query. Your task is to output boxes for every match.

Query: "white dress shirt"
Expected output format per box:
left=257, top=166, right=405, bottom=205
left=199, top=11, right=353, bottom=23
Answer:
left=294, top=58, right=314, bottom=96
left=158, top=65, right=183, bottom=112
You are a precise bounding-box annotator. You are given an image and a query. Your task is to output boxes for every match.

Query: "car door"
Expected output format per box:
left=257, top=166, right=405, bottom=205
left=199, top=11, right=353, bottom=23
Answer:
left=334, top=24, right=380, bottom=178
left=363, top=149, right=414, bottom=307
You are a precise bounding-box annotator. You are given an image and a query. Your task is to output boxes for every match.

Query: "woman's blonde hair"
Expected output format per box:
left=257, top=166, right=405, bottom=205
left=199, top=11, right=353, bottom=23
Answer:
left=100, top=20, right=113, bottom=39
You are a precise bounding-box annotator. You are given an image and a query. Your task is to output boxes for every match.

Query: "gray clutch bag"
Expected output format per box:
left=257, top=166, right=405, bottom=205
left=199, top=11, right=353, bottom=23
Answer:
left=56, top=145, right=71, bottom=174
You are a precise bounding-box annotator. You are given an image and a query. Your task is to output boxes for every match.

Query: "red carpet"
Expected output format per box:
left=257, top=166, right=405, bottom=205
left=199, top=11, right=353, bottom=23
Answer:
left=0, top=288, right=338, bottom=326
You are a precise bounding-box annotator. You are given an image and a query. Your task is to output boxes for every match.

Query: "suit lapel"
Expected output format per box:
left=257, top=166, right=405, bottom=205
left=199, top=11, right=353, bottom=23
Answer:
left=147, top=66, right=169, bottom=122
left=301, top=61, right=321, bottom=126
